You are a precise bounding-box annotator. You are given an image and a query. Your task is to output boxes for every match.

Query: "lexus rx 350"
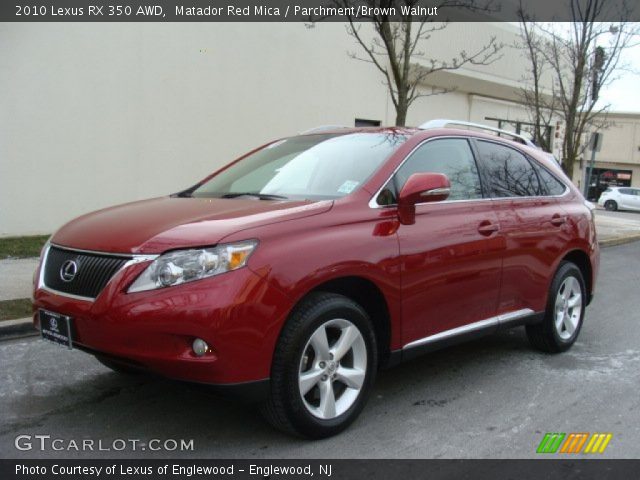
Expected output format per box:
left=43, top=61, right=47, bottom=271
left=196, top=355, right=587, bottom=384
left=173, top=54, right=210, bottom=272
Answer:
left=33, top=123, right=599, bottom=438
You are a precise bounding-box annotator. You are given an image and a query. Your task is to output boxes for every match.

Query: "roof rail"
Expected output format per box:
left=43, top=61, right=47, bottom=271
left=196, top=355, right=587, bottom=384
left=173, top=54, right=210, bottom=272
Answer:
left=419, top=119, right=534, bottom=147
left=300, top=125, right=351, bottom=135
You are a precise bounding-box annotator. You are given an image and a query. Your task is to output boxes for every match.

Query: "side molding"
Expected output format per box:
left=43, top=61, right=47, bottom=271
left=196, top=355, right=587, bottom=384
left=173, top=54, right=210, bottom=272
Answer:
left=401, top=309, right=542, bottom=361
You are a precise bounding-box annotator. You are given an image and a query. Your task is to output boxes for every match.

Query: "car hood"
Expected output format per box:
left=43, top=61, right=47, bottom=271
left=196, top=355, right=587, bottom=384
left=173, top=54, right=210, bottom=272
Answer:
left=51, top=196, right=333, bottom=254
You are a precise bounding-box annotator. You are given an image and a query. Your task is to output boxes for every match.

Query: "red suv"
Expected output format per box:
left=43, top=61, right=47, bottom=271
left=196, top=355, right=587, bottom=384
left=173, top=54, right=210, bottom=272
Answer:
left=33, top=121, right=599, bottom=438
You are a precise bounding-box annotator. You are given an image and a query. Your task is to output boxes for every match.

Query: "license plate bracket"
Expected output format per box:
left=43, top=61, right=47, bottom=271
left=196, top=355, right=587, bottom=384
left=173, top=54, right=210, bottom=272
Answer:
left=39, top=309, right=73, bottom=349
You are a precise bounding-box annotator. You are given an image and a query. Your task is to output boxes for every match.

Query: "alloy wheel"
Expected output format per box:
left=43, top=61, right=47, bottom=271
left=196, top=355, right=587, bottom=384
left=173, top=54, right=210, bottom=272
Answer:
left=298, top=319, right=367, bottom=420
left=554, top=276, right=583, bottom=341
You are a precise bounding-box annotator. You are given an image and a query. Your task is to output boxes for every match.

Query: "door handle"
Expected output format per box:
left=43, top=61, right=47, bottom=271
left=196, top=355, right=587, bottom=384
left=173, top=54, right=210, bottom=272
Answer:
left=551, top=214, right=567, bottom=226
left=478, top=220, right=499, bottom=236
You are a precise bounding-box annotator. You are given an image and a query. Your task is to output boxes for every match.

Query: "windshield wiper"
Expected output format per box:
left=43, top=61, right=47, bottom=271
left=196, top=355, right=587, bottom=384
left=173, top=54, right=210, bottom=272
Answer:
left=220, top=192, right=288, bottom=200
left=172, top=191, right=192, bottom=198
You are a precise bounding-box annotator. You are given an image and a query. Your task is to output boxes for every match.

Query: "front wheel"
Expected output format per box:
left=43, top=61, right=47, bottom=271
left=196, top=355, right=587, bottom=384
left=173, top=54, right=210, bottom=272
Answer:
left=604, top=200, right=618, bottom=211
left=262, top=292, right=377, bottom=438
left=526, top=262, right=586, bottom=353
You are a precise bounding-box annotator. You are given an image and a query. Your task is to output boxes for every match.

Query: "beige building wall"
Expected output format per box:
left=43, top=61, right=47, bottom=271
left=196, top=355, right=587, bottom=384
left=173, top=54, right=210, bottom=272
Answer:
left=0, top=21, right=593, bottom=237
left=0, top=22, right=387, bottom=236
left=573, top=113, right=640, bottom=192
left=598, top=114, right=640, bottom=166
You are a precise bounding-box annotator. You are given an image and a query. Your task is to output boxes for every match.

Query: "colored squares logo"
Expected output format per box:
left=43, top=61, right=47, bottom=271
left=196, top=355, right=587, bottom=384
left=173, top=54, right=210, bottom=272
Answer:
left=537, top=433, right=612, bottom=454
left=560, top=433, right=589, bottom=453
left=537, top=433, right=565, bottom=453
left=584, top=433, right=613, bottom=454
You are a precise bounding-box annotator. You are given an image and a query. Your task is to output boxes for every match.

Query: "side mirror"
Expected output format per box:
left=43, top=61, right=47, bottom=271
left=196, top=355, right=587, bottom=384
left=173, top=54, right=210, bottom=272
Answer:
left=397, top=172, right=451, bottom=225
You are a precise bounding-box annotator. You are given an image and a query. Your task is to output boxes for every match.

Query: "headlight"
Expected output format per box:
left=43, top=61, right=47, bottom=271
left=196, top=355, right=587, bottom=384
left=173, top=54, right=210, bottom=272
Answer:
left=127, top=240, right=258, bottom=293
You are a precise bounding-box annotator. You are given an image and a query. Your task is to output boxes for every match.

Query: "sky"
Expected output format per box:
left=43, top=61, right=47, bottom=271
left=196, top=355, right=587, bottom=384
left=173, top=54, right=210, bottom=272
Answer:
left=598, top=43, right=640, bottom=112
left=508, top=20, right=640, bottom=113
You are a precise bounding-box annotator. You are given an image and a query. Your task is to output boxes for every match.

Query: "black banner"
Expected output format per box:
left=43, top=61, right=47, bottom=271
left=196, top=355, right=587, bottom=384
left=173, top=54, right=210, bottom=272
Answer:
left=2, top=459, right=640, bottom=480
left=2, top=0, right=640, bottom=22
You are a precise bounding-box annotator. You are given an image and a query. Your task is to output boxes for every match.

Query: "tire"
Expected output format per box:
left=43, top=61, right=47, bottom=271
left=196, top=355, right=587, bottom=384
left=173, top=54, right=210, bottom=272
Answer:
left=95, top=355, right=141, bottom=375
left=604, top=200, right=618, bottom=211
left=261, top=292, right=377, bottom=438
left=526, top=262, right=586, bottom=353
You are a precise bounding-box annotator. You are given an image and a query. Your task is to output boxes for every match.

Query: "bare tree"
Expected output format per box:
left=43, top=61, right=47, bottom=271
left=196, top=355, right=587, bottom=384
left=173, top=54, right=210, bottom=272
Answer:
left=517, top=18, right=559, bottom=153
left=517, top=0, right=639, bottom=179
left=331, top=1, right=502, bottom=126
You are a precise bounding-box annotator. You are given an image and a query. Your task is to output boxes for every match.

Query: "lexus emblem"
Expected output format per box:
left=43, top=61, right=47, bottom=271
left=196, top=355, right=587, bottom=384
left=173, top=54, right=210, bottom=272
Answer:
left=49, top=318, right=58, bottom=332
left=60, top=260, right=78, bottom=282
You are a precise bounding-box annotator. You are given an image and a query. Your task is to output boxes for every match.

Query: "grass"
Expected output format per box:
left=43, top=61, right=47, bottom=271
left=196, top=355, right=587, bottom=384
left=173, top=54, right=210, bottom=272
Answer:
left=0, top=235, right=50, bottom=259
left=0, top=298, right=33, bottom=322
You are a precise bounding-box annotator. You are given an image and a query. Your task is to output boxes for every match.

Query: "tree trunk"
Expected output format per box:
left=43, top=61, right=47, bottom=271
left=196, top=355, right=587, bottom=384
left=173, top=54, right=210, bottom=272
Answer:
left=395, top=95, right=408, bottom=126
left=395, top=109, right=407, bottom=126
left=562, top=155, right=576, bottom=184
left=562, top=135, right=577, bottom=183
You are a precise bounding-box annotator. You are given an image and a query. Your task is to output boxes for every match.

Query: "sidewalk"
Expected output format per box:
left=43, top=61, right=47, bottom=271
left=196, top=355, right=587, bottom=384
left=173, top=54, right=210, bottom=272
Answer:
left=0, top=257, right=39, bottom=301
left=2, top=212, right=640, bottom=339
left=0, top=258, right=39, bottom=338
left=593, top=209, right=640, bottom=246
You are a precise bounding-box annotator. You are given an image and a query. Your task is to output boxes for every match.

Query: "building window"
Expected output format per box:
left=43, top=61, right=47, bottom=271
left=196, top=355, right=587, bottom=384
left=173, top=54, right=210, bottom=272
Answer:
left=355, top=118, right=381, bottom=127
left=586, top=167, right=633, bottom=201
left=484, top=116, right=553, bottom=151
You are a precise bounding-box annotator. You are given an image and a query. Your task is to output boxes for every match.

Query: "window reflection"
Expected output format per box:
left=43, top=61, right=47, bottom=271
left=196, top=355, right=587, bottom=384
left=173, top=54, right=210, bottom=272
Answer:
left=476, top=141, right=543, bottom=197
left=395, top=139, right=483, bottom=201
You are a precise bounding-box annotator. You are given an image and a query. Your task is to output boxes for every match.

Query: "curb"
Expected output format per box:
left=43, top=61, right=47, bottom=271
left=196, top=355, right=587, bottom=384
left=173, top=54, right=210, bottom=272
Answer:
left=0, top=317, right=38, bottom=341
left=598, top=233, right=640, bottom=248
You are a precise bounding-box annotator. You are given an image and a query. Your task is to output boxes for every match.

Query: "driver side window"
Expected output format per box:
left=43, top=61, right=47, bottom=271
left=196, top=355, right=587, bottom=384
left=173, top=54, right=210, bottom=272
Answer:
left=394, top=138, right=483, bottom=202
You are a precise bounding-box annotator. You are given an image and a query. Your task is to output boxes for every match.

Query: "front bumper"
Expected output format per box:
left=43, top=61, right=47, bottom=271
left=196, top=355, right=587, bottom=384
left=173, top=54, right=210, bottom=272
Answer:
left=33, top=259, right=292, bottom=387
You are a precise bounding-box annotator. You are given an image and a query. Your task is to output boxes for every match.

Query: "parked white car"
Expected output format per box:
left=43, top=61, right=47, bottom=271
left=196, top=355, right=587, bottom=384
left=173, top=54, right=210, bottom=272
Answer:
left=597, top=187, right=640, bottom=212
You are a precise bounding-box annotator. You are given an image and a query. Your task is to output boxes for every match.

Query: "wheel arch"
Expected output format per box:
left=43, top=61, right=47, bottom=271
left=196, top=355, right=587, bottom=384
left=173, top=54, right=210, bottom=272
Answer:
left=561, top=249, right=593, bottom=305
left=285, top=276, right=395, bottom=369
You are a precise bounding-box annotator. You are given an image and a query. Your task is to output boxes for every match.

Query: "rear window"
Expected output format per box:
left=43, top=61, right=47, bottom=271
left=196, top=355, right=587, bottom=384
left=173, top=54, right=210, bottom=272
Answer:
left=476, top=141, right=543, bottom=197
left=534, top=164, right=567, bottom=196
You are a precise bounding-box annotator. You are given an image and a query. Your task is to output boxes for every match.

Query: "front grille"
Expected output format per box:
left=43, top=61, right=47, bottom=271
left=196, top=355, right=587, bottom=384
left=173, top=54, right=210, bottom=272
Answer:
left=43, top=246, right=131, bottom=299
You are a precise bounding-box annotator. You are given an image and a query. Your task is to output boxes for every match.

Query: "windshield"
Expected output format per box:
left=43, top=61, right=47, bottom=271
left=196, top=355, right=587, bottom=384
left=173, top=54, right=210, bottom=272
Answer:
left=191, top=132, right=407, bottom=200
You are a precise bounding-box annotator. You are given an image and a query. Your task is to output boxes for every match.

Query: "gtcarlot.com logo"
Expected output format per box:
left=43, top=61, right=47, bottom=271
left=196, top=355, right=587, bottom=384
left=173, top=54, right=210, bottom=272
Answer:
left=536, top=432, right=613, bottom=454
left=14, top=435, right=194, bottom=452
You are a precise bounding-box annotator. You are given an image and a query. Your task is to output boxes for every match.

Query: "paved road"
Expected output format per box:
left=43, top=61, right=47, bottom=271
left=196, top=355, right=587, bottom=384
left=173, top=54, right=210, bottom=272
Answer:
left=1, top=242, right=639, bottom=459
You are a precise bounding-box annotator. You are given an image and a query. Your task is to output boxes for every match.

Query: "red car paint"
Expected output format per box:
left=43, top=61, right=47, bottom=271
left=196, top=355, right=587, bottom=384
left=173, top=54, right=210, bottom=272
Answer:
left=33, top=127, right=599, bottom=391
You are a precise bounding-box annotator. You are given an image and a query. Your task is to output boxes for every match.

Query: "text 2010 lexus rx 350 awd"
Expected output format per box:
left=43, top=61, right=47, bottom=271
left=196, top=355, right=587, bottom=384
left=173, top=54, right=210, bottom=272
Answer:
left=34, top=123, right=599, bottom=438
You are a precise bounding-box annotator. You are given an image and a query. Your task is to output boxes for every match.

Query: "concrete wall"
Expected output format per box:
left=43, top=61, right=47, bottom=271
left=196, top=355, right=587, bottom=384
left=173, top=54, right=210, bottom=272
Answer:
left=570, top=113, right=640, bottom=191
left=0, top=22, right=566, bottom=237
left=599, top=114, right=640, bottom=166
left=0, top=23, right=379, bottom=235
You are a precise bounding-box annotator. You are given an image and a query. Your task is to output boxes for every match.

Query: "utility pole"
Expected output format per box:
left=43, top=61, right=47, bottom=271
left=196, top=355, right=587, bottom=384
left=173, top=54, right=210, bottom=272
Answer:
left=584, top=132, right=602, bottom=200
left=583, top=45, right=607, bottom=200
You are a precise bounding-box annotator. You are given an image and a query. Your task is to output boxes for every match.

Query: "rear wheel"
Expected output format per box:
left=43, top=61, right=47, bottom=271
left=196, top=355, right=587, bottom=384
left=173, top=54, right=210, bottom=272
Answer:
left=526, top=262, right=586, bottom=353
left=604, top=200, right=618, bottom=211
left=262, top=292, right=377, bottom=438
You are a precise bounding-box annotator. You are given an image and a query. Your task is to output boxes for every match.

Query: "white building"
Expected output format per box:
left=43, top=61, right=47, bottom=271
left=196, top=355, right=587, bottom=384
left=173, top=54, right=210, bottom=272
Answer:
left=1, top=22, right=638, bottom=236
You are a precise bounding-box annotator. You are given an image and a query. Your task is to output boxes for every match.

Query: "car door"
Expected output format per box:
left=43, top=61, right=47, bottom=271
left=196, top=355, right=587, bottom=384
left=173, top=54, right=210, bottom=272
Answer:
left=622, top=188, right=640, bottom=210
left=625, top=188, right=640, bottom=211
left=473, top=139, right=567, bottom=316
left=617, top=188, right=631, bottom=209
left=391, top=137, right=504, bottom=347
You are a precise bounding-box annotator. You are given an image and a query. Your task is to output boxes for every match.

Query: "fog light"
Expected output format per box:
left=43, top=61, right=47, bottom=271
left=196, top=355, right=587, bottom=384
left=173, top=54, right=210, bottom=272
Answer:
left=192, top=338, right=209, bottom=357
